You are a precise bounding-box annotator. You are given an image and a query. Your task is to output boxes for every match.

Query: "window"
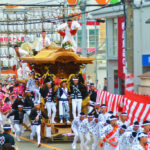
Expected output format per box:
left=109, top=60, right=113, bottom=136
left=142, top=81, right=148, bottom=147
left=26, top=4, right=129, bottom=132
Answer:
left=89, top=29, right=99, bottom=48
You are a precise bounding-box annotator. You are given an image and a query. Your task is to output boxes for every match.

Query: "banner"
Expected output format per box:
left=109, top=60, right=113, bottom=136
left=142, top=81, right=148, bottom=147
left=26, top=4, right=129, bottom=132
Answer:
left=0, top=36, right=24, bottom=43
left=118, top=17, right=126, bottom=79
left=96, top=89, right=150, bottom=124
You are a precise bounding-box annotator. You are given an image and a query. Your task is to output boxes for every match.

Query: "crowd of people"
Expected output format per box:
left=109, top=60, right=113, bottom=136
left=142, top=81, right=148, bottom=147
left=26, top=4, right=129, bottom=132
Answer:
left=0, top=73, right=149, bottom=150
left=72, top=107, right=150, bottom=150
left=0, top=19, right=149, bottom=149
left=0, top=72, right=97, bottom=149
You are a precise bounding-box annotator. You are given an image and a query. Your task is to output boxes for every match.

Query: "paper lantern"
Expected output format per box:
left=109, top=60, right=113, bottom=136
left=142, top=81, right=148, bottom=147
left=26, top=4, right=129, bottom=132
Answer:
left=96, top=0, right=110, bottom=5
left=5, top=6, right=19, bottom=9
left=67, top=0, right=78, bottom=5
left=110, top=0, right=119, bottom=4
left=67, top=0, right=78, bottom=10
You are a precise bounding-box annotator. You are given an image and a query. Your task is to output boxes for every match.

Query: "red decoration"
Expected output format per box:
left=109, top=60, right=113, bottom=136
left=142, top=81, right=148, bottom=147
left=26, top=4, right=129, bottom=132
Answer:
left=58, top=31, right=65, bottom=37
left=12, top=65, right=16, bottom=71
left=67, top=0, right=78, bottom=5
left=96, top=0, right=110, bottom=5
left=70, top=29, right=77, bottom=36
left=118, top=17, right=126, bottom=79
left=67, top=0, right=78, bottom=10
left=125, top=90, right=150, bottom=104
left=54, top=78, right=61, bottom=86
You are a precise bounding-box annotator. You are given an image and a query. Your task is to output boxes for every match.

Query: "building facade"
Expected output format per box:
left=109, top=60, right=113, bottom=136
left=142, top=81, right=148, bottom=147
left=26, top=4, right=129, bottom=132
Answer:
left=92, top=1, right=150, bottom=93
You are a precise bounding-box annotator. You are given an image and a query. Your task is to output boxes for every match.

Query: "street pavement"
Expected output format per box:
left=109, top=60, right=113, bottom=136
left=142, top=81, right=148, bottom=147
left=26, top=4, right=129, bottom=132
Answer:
left=15, top=131, right=82, bottom=150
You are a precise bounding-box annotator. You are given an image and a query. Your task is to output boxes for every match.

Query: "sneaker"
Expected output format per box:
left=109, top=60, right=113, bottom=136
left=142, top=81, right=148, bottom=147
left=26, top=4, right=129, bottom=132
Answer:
left=17, top=137, right=21, bottom=142
left=66, top=120, right=70, bottom=124
left=72, top=143, right=76, bottom=149
left=60, top=120, right=63, bottom=123
left=52, top=120, right=56, bottom=124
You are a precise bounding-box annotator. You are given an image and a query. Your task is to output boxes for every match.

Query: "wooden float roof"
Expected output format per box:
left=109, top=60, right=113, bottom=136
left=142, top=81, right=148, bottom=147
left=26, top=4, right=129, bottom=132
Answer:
left=20, top=44, right=95, bottom=64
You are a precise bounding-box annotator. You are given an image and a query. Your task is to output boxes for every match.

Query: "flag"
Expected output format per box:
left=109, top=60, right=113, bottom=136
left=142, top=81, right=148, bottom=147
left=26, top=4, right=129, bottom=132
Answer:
left=125, top=74, right=134, bottom=92
left=96, top=89, right=150, bottom=125
left=96, top=90, right=110, bottom=105
left=107, top=94, right=124, bottom=115
left=123, top=97, right=150, bottom=125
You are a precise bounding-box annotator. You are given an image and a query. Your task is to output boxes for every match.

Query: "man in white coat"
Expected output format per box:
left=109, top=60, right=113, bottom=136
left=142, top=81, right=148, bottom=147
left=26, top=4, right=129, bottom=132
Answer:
left=17, top=60, right=30, bottom=79
left=98, top=104, right=109, bottom=123
left=57, top=19, right=80, bottom=51
left=117, top=112, right=129, bottom=128
left=78, top=114, right=91, bottom=150
left=71, top=112, right=85, bottom=150
left=100, top=115, right=119, bottom=150
left=14, top=45, right=29, bottom=58
left=132, top=132, right=149, bottom=150
left=35, top=30, right=51, bottom=52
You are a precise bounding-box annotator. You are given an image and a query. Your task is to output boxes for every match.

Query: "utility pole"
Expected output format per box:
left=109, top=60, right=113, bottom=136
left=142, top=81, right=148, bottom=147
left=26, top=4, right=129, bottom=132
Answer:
left=126, top=0, right=134, bottom=74
left=80, top=0, right=87, bottom=57
left=95, top=20, right=98, bottom=88
left=63, top=0, right=67, bottom=22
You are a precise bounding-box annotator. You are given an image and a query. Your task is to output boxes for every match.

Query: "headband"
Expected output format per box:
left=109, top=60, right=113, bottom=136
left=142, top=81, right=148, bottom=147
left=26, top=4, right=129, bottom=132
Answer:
left=3, top=126, right=11, bottom=130
left=73, top=79, right=78, bottom=81
left=34, top=103, right=40, bottom=106
left=138, top=133, right=148, bottom=138
left=109, top=118, right=117, bottom=121
left=47, top=81, right=52, bottom=84
left=18, top=95, right=22, bottom=98
left=142, top=123, right=150, bottom=126
left=87, top=115, right=94, bottom=118
left=25, top=90, right=31, bottom=93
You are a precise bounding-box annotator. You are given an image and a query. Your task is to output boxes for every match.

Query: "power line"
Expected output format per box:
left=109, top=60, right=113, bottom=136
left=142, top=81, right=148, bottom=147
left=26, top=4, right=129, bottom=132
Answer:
left=0, top=3, right=108, bottom=7
left=0, top=2, right=121, bottom=25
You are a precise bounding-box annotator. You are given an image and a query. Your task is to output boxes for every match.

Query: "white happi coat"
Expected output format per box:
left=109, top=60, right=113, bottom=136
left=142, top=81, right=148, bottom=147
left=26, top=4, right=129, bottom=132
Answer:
left=18, top=48, right=29, bottom=57
left=35, top=37, right=51, bottom=52
left=99, top=122, right=108, bottom=138
left=98, top=113, right=110, bottom=123
left=89, top=120, right=99, bottom=138
left=71, top=117, right=82, bottom=149
left=131, top=144, right=147, bottom=150
left=100, top=124, right=119, bottom=150
left=57, top=21, right=80, bottom=51
left=119, top=131, right=134, bottom=150
left=127, top=125, right=142, bottom=132
left=127, top=125, right=143, bottom=146
left=78, top=118, right=91, bottom=150
left=117, top=120, right=130, bottom=128
left=71, top=116, right=81, bottom=132
left=88, top=120, right=100, bottom=150
left=17, top=65, right=30, bottom=79
left=79, top=118, right=89, bottom=135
